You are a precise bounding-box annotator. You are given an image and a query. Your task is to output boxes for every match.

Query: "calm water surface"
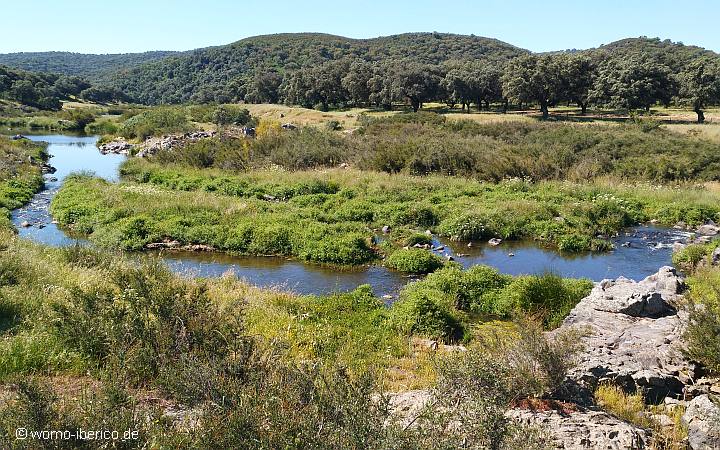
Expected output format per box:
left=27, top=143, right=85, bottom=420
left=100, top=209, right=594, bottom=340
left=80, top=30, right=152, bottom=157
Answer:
left=9, top=134, right=691, bottom=296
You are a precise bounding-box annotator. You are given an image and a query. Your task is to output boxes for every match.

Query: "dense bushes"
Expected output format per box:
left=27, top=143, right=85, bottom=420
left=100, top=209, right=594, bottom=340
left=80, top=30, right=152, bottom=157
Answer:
left=119, top=107, right=193, bottom=139
left=144, top=114, right=720, bottom=183
left=0, top=232, right=589, bottom=447
left=684, top=305, right=720, bottom=373
left=401, top=265, right=592, bottom=328
left=682, top=265, right=720, bottom=373
left=672, top=241, right=720, bottom=272
left=385, top=248, right=445, bottom=274
left=388, top=288, right=465, bottom=341
left=50, top=175, right=375, bottom=266
left=354, top=117, right=720, bottom=182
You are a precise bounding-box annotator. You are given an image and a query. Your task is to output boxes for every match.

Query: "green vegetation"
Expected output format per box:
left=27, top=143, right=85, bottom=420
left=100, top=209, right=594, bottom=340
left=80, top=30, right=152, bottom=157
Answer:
left=0, top=136, right=48, bottom=229
left=399, top=265, right=592, bottom=329
left=594, top=384, right=688, bottom=448
left=3, top=30, right=720, bottom=448
left=134, top=114, right=720, bottom=182
left=385, top=248, right=445, bottom=274
left=0, top=51, right=178, bottom=82
left=2, top=34, right=718, bottom=125
left=672, top=241, right=720, bottom=271
left=681, top=263, right=720, bottom=373
left=0, top=65, right=124, bottom=111
left=51, top=136, right=720, bottom=263
left=119, top=107, right=192, bottom=139
left=0, top=228, right=590, bottom=447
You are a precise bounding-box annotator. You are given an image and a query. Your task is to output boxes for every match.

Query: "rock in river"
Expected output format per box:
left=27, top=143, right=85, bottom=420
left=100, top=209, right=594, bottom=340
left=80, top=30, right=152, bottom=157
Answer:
left=696, top=223, right=720, bottom=236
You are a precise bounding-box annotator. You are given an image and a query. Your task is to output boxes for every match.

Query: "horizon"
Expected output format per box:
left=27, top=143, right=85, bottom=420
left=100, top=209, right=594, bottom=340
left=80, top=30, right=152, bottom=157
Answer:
left=0, top=31, right=712, bottom=57
left=1, top=0, right=719, bottom=54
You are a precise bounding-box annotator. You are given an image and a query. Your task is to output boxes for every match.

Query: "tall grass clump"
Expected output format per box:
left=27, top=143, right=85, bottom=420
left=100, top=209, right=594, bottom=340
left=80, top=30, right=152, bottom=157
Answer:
left=385, top=248, right=445, bottom=274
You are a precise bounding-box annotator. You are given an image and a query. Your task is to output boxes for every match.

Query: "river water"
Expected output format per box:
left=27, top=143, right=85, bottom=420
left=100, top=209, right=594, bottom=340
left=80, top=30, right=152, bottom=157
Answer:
left=10, top=134, right=691, bottom=297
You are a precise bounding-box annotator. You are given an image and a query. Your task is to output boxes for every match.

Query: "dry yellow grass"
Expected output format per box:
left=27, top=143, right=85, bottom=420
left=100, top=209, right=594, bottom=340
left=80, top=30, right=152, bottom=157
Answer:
left=664, top=123, right=720, bottom=143
left=242, top=103, right=396, bottom=128
left=594, top=384, right=688, bottom=449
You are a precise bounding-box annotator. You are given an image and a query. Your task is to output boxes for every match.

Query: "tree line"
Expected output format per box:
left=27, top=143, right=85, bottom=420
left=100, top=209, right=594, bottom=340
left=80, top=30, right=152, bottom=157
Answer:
left=96, top=34, right=719, bottom=122
left=261, top=52, right=720, bottom=122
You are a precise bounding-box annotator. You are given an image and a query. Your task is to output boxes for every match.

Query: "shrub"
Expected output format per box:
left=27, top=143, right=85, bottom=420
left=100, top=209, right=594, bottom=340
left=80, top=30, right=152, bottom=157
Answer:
left=325, top=120, right=342, bottom=131
left=385, top=248, right=444, bottom=274
left=248, top=223, right=292, bottom=255
left=437, top=213, right=489, bottom=241
left=85, top=118, right=119, bottom=135
left=684, top=305, right=720, bottom=373
left=298, top=234, right=374, bottom=266
left=498, top=274, right=592, bottom=329
left=212, top=105, right=251, bottom=126
left=388, top=289, right=464, bottom=341
left=404, top=265, right=511, bottom=312
left=393, top=204, right=438, bottom=228
left=441, top=320, right=583, bottom=399
left=47, top=258, right=244, bottom=386
left=595, top=384, right=649, bottom=425
left=404, top=233, right=433, bottom=247
left=673, top=243, right=717, bottom=272
left=557, top=233, right=592, bottom=252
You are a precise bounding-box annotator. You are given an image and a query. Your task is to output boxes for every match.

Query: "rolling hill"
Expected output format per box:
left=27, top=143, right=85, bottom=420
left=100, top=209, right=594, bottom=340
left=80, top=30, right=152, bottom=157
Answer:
left=0, top=51, right=179, bottom=82
left=0, top=34, right=717, bottom=106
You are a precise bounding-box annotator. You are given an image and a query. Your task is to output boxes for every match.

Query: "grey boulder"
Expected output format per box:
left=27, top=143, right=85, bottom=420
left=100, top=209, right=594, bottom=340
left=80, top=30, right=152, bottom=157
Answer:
left=682, top=395, right=720, bottom=450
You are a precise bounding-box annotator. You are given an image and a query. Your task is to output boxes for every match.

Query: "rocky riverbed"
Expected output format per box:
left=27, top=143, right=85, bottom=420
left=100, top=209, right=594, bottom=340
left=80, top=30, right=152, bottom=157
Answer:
left=98, top=131, right=216, bottom=157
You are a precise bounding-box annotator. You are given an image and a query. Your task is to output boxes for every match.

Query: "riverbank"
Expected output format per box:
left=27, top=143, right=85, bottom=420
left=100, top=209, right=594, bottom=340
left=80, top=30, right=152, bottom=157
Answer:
left=0, top=136, right=50, bottom=229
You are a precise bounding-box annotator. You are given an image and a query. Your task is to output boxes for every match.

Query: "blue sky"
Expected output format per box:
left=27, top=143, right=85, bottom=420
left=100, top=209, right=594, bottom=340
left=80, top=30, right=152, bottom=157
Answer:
left=2, top=0, right=719, bottom=54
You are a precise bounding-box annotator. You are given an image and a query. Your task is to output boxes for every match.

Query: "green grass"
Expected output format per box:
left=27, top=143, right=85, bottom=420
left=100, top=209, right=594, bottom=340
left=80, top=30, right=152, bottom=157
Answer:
left=385, top=248, right=446, bottom=274
left=52, top=161, right=720, bottom=266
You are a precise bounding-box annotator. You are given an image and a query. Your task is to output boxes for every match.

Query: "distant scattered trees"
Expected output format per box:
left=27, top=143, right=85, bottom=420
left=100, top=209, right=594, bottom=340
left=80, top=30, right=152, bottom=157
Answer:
left=502, top=55, right=565, bottom=119
left=589, top=55, right=676, bottom=111
left=264, top=52, right=720, bottom=122
left=6, top=34, right=719, bottom=121
left=678, top=59, right=720, bottom=123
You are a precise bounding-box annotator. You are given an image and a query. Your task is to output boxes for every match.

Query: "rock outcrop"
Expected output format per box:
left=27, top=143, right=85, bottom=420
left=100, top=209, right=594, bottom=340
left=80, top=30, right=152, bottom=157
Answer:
left=558, top=267, right=696, bottom=403
left=385, top=390, right=650, bottom=448
left=682, top=395, right=720, bottom=450
left=99, top=139, right=134, bottom=155
left=508, top=407, right=649, bottom=449
left=136, top=131, right=216, bottom=158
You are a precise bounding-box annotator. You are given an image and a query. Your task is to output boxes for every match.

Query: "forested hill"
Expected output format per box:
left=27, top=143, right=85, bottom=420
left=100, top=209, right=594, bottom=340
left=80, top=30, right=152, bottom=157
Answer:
left=0, top=51, right=179, bottom=82
left=109, top=32, right=528, bottom=104
left=1, top=34, right=718, bottom=109
left=593, top=37, right=718, bottom=72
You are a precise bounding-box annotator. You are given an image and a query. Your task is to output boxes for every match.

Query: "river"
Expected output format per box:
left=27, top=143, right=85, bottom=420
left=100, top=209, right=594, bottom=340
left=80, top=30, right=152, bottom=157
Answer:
left=10, top=134, right=691, bottom=297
